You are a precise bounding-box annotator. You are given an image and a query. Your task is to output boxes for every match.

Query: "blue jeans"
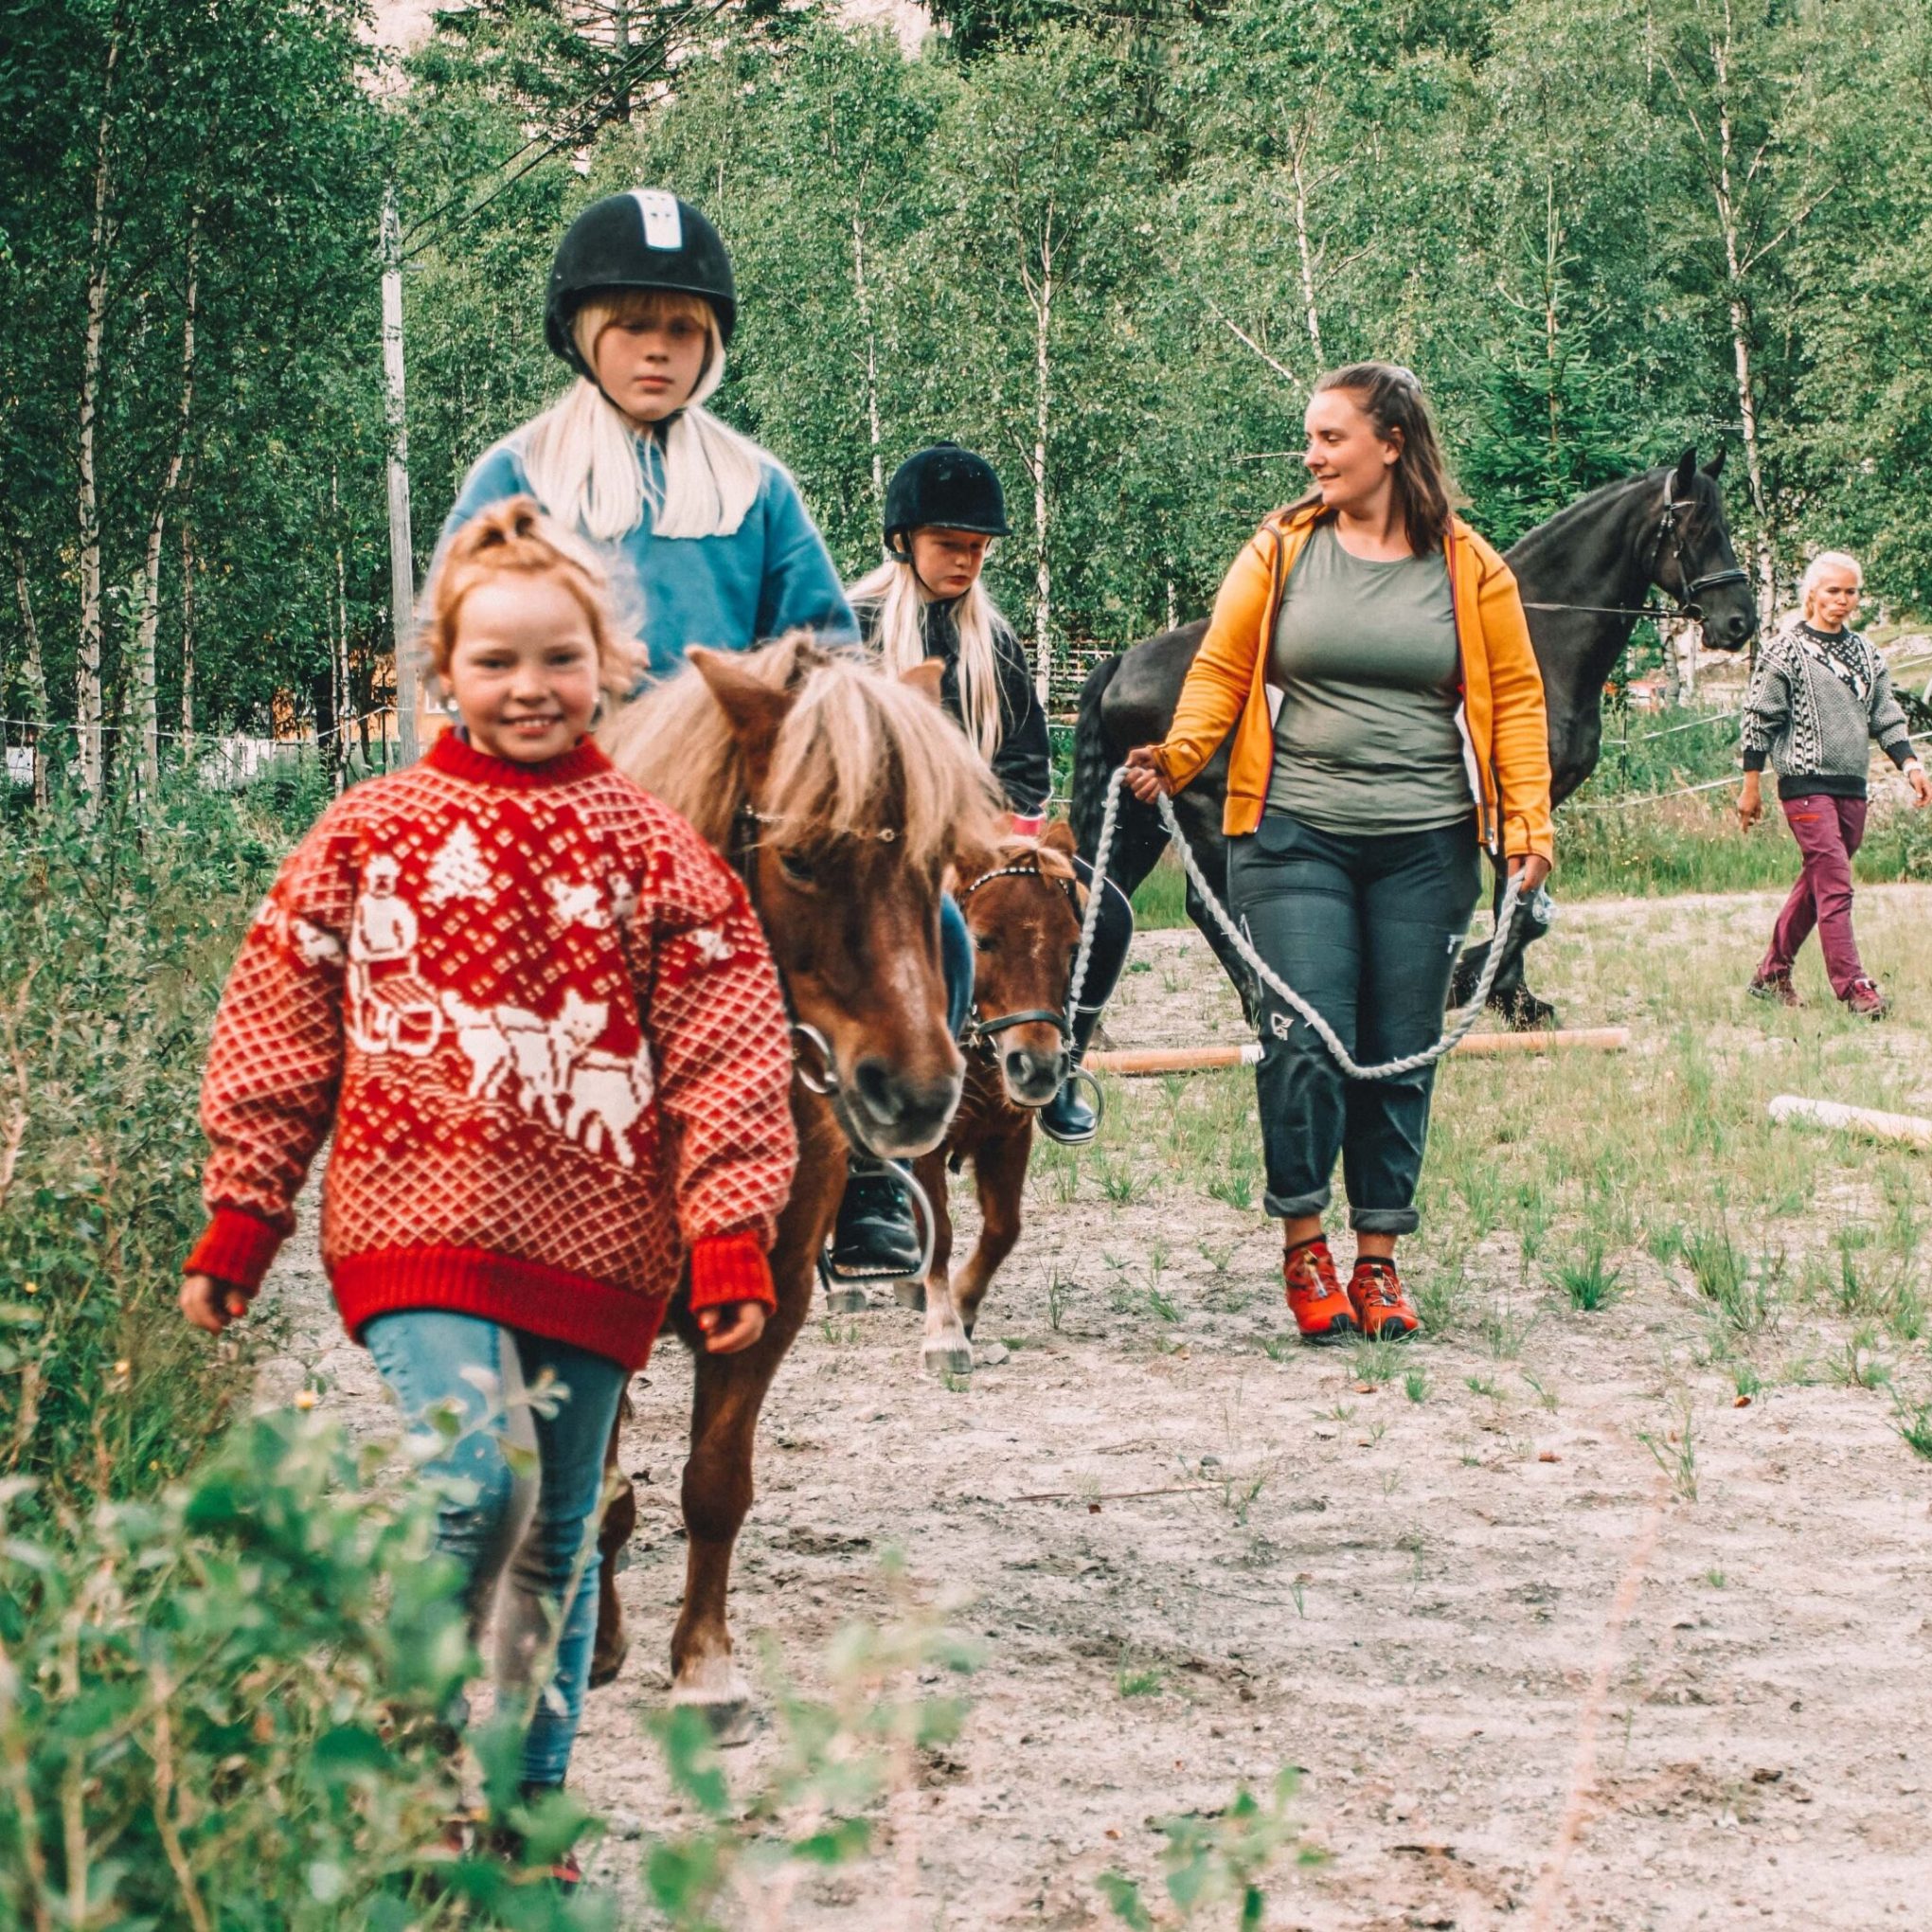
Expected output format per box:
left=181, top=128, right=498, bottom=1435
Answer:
left=940, top=893, right=973, bottom=1039
left=363, top=1311, right=627, bottom=1788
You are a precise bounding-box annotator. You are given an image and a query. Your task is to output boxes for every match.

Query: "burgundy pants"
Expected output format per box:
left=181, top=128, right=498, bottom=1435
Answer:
left=1760, top=794, right=1869, bottom=997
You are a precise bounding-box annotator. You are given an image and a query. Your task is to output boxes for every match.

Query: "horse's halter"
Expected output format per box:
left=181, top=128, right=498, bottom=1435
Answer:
left=728, top=799, right=906, bottom=1100
left=1650, top=491, right=1750, bottom=617
left=1520, top=486, right=1751, bottom=624
left=954, top=857, right=1080, bottom=1058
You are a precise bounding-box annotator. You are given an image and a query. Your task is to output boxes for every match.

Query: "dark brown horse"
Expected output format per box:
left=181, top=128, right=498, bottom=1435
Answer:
left=908, top=823, right=1086, bottom=1376
left=593, top=636, right=1004, bottom=1725
left=1071, top=451, right=1758, bottom=1028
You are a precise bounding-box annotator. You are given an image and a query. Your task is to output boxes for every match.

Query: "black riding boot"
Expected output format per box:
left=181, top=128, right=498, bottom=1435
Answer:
left=830, top=1154, right=923, bottom=1278
left=1037, top=1003, right=1103, bottom=1146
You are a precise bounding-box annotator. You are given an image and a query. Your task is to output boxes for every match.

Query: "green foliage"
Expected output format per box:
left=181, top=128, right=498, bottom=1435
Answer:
left=1549, top=1241, right=1621, bottom=1312
left=0, top=782, right=302, bottom=1524
left=633, top=1583, right=980, bottom=1927
left=1099, top=1768, right=1314, bottom=1927
left=0, top=1408, right=600, bottom=1930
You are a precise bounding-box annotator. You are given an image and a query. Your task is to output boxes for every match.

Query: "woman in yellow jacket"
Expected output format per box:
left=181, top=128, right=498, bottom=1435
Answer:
left=1126, top=363, right=1552, bottom=1344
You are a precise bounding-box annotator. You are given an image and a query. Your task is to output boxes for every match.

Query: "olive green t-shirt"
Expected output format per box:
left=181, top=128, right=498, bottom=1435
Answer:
left=1263, top=522, right=1472, bottom=835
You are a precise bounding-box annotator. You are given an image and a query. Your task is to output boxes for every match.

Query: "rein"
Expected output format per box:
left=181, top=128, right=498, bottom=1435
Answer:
left=1520, top=492, right=1748, bottom=622
left=1076, top=768, right=1525, bottom=1082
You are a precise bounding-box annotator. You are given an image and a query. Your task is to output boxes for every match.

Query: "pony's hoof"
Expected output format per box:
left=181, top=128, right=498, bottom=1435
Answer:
left=586, top=1633, right=629, bottom=1691
left=822, top=1283, right=870, bottom=1314
left=894, top=1279, right=927, bottom=1310
left=922, top=1342, right=973, bottom=1376
left=671, top=1672, right=756, bottom=1747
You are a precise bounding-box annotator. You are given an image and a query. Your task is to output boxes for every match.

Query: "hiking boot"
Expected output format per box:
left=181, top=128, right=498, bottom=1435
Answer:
left=1348, top=1259, right=1420, bottom=1343
left=1844, top=977, right=1888, bottom=1020
left=830, top=1157, right=922, bottom=1279
left=1283, top=1238, right=1357, bottom=1345
left=1748, top=969, right=1802, bottom=1009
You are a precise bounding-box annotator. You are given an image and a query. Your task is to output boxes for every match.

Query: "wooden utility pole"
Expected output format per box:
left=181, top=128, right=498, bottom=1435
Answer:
left=382, top=185, right=420, bottom=764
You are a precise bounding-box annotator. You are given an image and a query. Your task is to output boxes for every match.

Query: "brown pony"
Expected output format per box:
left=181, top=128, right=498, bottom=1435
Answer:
left=593, top=635, right=1005, bottom=1725
left=908, top=822, right=1087, bottom=1375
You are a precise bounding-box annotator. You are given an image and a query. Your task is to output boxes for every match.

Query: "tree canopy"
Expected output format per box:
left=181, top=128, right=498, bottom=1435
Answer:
left=3, top=0, right=1925, bottom=770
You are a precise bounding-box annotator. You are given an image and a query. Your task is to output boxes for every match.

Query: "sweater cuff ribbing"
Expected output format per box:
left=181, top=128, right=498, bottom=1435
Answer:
left=187, top=1208, right=283, bottom=1294
left=688, top=1231, right=777, bottom=1312
left=1740, top=748, right=1768, bottom=773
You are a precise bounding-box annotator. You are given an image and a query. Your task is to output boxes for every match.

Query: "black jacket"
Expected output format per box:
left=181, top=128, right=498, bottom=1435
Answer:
left=852, top=593, right=1053, bottom=816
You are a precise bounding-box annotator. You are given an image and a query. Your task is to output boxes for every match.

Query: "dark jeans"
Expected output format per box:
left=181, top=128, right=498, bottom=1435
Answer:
left=1228, top=811, right=1481, bottom=1235
left=1761, top=794, right=1868, bottom=997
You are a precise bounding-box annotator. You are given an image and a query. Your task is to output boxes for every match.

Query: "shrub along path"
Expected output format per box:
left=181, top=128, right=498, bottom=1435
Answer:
left=260, top=886, right=1932, bottom=1927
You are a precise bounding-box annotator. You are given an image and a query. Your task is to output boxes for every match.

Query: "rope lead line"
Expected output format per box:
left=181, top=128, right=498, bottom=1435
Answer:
left=1070, top=767, right=1525, bottom=1084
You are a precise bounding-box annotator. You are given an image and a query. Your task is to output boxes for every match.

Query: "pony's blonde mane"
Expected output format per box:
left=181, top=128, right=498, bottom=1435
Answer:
left=600, top=635, right=1004, bottom=872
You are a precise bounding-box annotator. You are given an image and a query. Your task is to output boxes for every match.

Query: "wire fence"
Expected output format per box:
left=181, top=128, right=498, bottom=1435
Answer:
left=3, top=712, right=404, bottom=796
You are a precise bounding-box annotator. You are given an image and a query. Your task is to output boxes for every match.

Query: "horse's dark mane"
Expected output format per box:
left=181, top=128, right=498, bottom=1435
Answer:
left=1504, top=465, right=1662, bottom=567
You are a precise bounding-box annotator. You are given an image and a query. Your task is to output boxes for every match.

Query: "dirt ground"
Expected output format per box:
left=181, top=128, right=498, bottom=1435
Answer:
left=257, top=886, right=1932, bottom=1930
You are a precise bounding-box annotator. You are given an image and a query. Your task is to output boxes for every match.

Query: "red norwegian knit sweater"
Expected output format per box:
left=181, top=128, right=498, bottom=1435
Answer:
left=187, top=732, right=797, bottom=1371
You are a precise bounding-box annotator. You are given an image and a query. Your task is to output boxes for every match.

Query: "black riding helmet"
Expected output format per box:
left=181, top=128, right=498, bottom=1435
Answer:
left=545, top=189, right=737, bottom=378
left=884, top=443, right=1011, bottom=552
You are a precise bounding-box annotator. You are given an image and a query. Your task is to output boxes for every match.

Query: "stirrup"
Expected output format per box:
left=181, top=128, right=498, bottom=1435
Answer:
left=1036, top=1066, right=1106, bottom=1146
left=817, top=1158, right=938, bottom=1289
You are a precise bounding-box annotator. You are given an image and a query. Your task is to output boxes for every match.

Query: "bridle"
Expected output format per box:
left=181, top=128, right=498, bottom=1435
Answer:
left=728, top=799, right=903, bottom=1098
left=954, top=857, right=1080, bottom=1058
left=1519, top=491, right=1750, bottom=623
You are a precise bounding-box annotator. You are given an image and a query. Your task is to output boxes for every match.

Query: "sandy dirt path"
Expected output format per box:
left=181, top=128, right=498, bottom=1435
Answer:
left=256, top=889, right=1932, bottom=1930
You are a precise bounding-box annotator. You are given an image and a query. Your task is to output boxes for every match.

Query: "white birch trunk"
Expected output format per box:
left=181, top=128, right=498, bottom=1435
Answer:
left=1290, top=134, right=1324, bottom=366
left=76, top=37, right=120, bottom=797
left=1028, top=217, right=1054, bottom=704
left=851, top=209, right=885, bottom=515
left=8, top=528, right=51, bottom=806
left=331, top=464, right=350, bottom=792
left=382, top=187, right=420, bottom=762
left=179, top=495, right=194, bottom=744
left=1710, top=20, right=1777, bottom=624
left=134, top=216, right=198, bottom=799
left=1032, top=284, right=1052, bottom=703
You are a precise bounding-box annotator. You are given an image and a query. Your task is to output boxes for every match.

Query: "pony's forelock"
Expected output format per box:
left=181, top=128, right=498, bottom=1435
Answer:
left=599, top=635, right=1004, bottom=872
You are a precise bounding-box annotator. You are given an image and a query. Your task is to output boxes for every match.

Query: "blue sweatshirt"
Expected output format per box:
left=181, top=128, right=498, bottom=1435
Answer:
left=441, top=434, right=857, bottom=682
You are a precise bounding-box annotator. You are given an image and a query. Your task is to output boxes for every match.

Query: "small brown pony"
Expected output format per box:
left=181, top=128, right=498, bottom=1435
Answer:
left=593, top=635, right=1003, bottom=1726
left=908, top=822, right=1087, bottom=1375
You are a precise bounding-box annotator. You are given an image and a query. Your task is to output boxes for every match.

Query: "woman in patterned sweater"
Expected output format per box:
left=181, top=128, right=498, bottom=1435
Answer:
left=1739, top=551, right=1930, bottom=1017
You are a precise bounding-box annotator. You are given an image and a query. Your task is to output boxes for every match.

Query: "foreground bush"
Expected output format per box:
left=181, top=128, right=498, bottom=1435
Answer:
left=0, top=1407, right=617, bottom=1929
left=1, top=781, right=320, bottom=1526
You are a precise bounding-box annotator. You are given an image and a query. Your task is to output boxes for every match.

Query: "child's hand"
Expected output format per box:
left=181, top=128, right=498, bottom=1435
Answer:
left=695, top=1299, right=768, bottom=1354
left=181, top=1272, right=251, bottom=1333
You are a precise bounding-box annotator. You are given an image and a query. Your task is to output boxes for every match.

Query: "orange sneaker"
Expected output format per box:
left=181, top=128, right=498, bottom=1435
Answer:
left=1283, top=1238, right=1358, bottom=1345
left=1349, top=1259, right=1420, bottom=1342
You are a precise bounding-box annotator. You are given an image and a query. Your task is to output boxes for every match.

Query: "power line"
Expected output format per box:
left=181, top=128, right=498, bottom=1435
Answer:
left=398, top=0, right=733, bottom=265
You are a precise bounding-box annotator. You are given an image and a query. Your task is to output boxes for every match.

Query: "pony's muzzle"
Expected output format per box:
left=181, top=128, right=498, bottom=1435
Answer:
left=847, top=1058, right=961, bottom=1156
left=1002, top=1044, right=1066, bottom=1108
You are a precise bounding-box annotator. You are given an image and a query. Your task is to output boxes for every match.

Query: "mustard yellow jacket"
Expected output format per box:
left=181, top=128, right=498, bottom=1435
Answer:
left=1154, top=505, right=1555, bottom=862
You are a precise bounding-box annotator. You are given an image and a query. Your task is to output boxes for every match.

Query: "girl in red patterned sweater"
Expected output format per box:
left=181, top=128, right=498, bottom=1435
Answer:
left=181, top=499, right=797, bottom=1829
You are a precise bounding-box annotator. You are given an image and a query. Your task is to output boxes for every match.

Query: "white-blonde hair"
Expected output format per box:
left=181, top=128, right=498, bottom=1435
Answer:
left=1798, top=550, right=1863, bottom=617
left=848, top=553, right=1007, bottom=762
left=516, top=290, right=765, bottom=543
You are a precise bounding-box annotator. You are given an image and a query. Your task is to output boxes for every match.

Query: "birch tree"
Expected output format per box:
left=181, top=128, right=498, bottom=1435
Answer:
left=1658, top=0, right=1827, bottom=621
left=934, top=28, right=1145, bottom=698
